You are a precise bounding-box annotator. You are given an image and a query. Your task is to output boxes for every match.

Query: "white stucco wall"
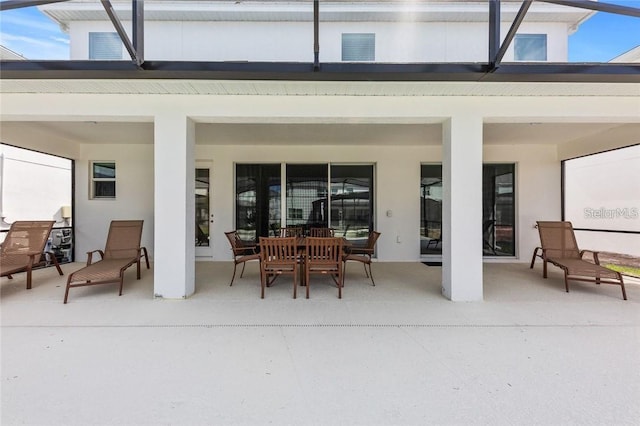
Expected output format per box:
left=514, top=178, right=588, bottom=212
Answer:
left=68, top=20, right=568, bottom=62
left=74, top=144, right=154, bottom=261
left=3, top=90, right=637, bottom=269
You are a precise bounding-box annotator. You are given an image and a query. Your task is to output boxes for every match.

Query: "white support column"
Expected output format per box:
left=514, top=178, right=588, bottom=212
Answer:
left=153, top=113, right=195, bottom=298
left=442, top=115, right=483, bottom=301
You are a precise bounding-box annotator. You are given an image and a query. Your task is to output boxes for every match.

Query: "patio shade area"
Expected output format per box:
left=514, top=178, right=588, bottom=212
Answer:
left=2, top=261, right=639, bottom=425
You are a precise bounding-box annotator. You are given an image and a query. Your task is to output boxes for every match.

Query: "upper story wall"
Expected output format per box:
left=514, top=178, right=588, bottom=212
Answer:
left=43, top=1, right=589, bottom=62
left=67, top=20, right=570, bottom=62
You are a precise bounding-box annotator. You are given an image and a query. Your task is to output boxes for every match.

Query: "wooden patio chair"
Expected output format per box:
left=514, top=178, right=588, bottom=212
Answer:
left=224, top=230, right=260, bottom=286
left=304, top=237, right=344, bottom=299
left=310, top=227, right=335, bottom=237
left=1, top=220, right=63, bottom=289
left=259, top=237, right=298, bottom=299
left=64, top=220, right=149, bottom=303
left=343, top=231, right=381, bottom=286
left=531, top=221, right=626, bottom=300
left=280, top=227, right=303, bottom=237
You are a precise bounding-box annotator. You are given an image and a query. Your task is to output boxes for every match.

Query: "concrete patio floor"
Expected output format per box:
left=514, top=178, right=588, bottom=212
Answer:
left=2, top=261, right=639, bottom=425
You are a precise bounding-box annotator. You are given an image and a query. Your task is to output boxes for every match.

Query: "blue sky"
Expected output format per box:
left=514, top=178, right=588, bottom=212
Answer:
left=0, top=0, right=639, bottom=62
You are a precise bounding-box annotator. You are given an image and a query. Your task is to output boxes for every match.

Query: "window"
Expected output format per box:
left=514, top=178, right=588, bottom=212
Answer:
left=288, top=208, right=303, bottom=220
left=514, top=34, right=547, bottom=61
left=236, top=163, right=374, bottom=240
left=89, top=32, right=123, bottom=60
left=342, top=33, right=375, bottom=61
left=90, top=162, right=116, bottom=199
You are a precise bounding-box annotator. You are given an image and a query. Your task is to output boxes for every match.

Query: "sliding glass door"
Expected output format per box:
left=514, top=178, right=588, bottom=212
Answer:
left=420, top=163, right=516, bottom=257
left=236, top=163, right=374, bottom=242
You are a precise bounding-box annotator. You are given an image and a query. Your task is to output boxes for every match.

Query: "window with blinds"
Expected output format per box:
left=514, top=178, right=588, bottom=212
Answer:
left=341, top=33, right=375, bottom=61
left=514, top=34, right=547, bottom=61
left=89, top=32, right=123, bottom=60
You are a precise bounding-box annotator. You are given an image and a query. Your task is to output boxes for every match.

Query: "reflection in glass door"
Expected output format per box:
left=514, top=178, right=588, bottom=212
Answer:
left=420, top=164, right=443, bottom=256
left=419, top=163, right=516, bottom=258
left=330, top=165, right=374, bottom=244
left=286, top=164, right=328, bottom=233
left=195, top=164, right=213, bottom=257
left=236, top=164, right=281, bottom=241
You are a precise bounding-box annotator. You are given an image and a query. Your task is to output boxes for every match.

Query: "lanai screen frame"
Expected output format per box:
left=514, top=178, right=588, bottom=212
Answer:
left=561, top=143, right=640, bottom=236
left=1, top=0, right=639, bottom=83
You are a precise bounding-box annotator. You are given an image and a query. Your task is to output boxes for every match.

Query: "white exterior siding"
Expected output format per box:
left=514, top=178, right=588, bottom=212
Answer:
left=67, top=20, right=569, bottom=62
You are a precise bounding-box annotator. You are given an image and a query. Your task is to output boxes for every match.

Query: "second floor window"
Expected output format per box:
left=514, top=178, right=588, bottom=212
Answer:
left=514, top=34, right=547, bottom=61
left=89, top=32, right=123, bottom=60
left=342, top=33, right=375, bottom=61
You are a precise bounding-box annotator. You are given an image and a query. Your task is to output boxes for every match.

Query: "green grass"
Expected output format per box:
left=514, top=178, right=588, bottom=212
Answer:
left=605, top=264, right=640, bottom=278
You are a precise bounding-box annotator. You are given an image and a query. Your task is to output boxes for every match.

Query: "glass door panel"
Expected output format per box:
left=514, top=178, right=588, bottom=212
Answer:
left=330, top=165, right=374, bottom=245
left=420, top=164, right=443, bottom=255
left=483, top=164, right=515, bottom=256
left=286, top=164, right=328, bottom=234
left=195, top=163, right=214, bottom=258
left=236, top=164, right=281, bottom=241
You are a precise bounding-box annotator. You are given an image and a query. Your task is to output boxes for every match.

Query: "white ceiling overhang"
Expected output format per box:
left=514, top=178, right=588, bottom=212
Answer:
left=40, top=0, right=592, bottom=24
left=2, top=79, right=639, bottom=97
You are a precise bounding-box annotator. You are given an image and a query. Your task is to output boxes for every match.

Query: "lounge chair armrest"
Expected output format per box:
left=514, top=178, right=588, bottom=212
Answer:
left=86, top=249, right=105, bottom=265
left=580, top=249, right=601, bottom=265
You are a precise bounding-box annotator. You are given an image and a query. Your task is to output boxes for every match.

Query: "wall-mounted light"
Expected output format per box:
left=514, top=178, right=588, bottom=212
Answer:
left=61, top=206, right=72, bottom=219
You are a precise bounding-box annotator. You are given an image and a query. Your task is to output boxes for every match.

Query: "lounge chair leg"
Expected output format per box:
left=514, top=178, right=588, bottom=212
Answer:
left=142, top=247, right=150, bottom=269
left=617, top=273, right=627, bottom=300
left=260, top=271, right=265, bottom=299
left=26, top=269, right=32, bottom=290
left=230, top=263, right=238, bottom=286
left=63, top=276, right=72, bottom=304
left=119, top=277, right=124, bottom=296
left=530, top=247, right=540, bottom=269
left=543, top=260, right=548, bottom=279
left=564, top=273, right=570, bottom=293
left=240, top=261, right=247, bottom=278
left=363, top=262, right=369, bottom=278
left=48, top=252, right=64, bottom=276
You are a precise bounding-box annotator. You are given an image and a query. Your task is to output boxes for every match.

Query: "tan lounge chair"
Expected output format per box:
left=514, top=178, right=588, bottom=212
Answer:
left=531, top=221, right=626, bottom=300
left=64, top=220, right=149, bottom=303
left=1, top=220, right=63, bottom=289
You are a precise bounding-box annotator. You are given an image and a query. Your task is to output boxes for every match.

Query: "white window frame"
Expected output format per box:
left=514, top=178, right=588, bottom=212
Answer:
left=90, top=161, right=116, bottom=200
left=514, top=34, right=547, bottom=61
left=89, top=32, right=123, bottom=60
left=341, top=33, right=376, bottom=62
